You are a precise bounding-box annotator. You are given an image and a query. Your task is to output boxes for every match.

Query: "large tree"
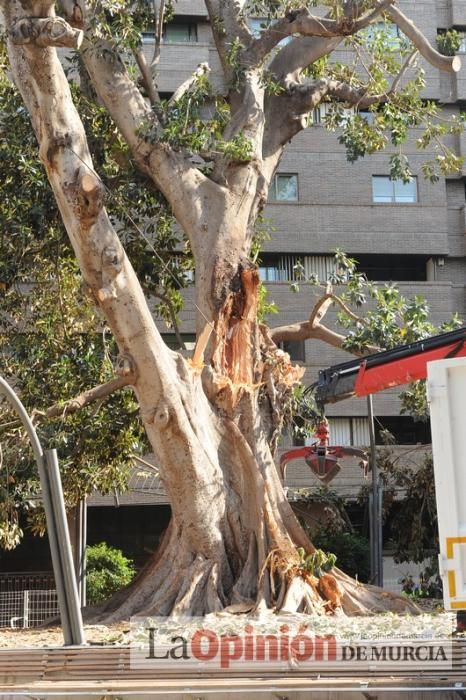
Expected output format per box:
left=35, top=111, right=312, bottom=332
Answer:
left=1, top=0, right=463, bottom=618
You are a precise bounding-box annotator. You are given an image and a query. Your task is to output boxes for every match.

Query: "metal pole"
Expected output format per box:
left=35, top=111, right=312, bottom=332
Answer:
left=23, top=590, right=29, bottom=629
left=368, top=491, right=375, bottom=582
left=70, top=500, right=87, bottom=607
left=378, top=477, right=384, bottom=588
left=0, top=377, right=85, bottom=645
left=367, top=394, right=382, bottom=586
left=45, top=450, right=86, bottom=645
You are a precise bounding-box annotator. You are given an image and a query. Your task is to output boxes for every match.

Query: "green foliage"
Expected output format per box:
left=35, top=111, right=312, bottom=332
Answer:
left=294, top=487, right=370, bottom=581
left=216, top=132, right=254, bottom=162
left=369, top=446, right=438, bottom=564
left=226, top=37, right=246, bottom=90
left=86, top=542, right=136, bottom=603
left=296, top=546, right=337, bottom=577
left=257, top=284, right=279, bottom=322
left=400, top=567, right=442, bottom=599
left=321, top=26, right=464, bottom=180
left=313, top=528, right=371, bottom=582
left=260, top=71, right=286, bottom=96
left=436, top=29, right=463, bottom=56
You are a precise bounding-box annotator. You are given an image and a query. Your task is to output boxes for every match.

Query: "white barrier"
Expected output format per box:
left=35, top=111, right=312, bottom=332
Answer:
left=428, top=357, right=466, bottom=611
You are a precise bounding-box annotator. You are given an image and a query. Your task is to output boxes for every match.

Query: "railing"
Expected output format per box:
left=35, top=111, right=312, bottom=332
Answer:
left=0, top=572, right=55, bottom=593
left=0, top=589, right=59, bottom=628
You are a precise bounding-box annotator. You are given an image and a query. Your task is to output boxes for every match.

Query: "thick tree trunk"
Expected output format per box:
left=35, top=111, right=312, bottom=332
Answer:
left=95, top=260, right=417, bottom=621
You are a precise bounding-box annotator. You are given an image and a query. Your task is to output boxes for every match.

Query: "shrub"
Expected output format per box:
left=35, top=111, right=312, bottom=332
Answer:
left=86, top=542, right=136, bottom=604
left=312, top=527, right=371, bottom=582
left=436, top=29, right=462, bottom=56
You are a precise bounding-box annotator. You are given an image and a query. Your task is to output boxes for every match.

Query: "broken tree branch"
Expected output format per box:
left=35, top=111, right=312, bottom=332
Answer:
left=309, top=291, right=368, bottom=328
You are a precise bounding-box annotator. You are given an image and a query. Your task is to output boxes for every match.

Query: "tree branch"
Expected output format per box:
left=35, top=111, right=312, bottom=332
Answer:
left=204, top=0, right=251, bottom=81
left=264, top=50, right=420, bottom=160
left=151, top=0, right=165, bottom=68
left=326, top=79, right=388, bottom=108
left=386, top=5, right=461, bottom=73
left=10, top=17, right=83, bottom=49
left=244, top=0, right=395, bottom=69
left=270, top=291, right=378, bottom=355
left=270, top=320, right=379, bottom=356
left=169, top=62, right=211, bottom=105
left=79, top=36, right=222, bottom=260
left=132, top=45, right=160, bottom=107
left=37, top=375, right=133, bottom=422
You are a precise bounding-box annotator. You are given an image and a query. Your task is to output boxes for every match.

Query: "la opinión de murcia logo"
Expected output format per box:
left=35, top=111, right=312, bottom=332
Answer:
left=130, top=622, right=451, bottom=670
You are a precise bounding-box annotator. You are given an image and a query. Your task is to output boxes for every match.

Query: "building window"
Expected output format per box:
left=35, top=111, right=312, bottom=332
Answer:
left=458, top=31, right=466, bottom=53
left=280, top=340, right=305, bottom=362
left=161, top=333, right=196, bottom=351
left=308, top=416, right=430, bottom=447
left=365, top=21, right=401, bottom=49
left=353, top=254, right=428, bottom=281
left=358, top=110, right=375, bottom=124
left=163, top=22, right=198, bottom=43
left=372, top=176, right=417, bottom=203
left=310, top=104, right=355, bottom=126
left=270, top=174, right=298, bottom=202
left=259, top=253, right=343, bottom=283
left=259, top=263, right=282, bottom=282
left=375, top=416, right=431, bottom=445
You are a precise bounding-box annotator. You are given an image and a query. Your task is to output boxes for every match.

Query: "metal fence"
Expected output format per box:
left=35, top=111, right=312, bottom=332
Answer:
left=0, top=589, right=59, bottom=628
left=0, top=571, right=55, bottom=592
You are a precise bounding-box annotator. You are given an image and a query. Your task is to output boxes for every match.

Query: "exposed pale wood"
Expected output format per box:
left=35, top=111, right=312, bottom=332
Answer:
left=191, top=323, right=213, bottom=368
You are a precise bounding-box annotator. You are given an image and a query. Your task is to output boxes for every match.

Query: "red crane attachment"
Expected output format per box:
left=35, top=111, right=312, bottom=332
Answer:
left=280, top=420, right=368, bottom=484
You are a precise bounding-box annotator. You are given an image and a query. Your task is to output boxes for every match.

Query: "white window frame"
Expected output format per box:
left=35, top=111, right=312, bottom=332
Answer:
left=372, top=175, right=418, bottom=204
left=270, top=173, right=299, bottom=202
